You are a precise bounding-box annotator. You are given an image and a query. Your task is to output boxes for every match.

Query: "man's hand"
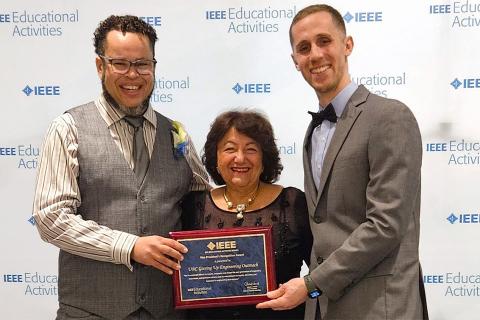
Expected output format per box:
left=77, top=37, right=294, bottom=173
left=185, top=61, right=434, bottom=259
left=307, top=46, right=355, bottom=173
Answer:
left=256, top=277, right=308, bottom=310
left=131, top=236, right=188, bottom=274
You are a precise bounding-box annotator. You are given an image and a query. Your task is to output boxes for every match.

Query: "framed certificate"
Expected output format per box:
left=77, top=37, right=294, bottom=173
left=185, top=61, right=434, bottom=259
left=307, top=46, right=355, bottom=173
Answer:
left=170, top=226, right=276, bottom=309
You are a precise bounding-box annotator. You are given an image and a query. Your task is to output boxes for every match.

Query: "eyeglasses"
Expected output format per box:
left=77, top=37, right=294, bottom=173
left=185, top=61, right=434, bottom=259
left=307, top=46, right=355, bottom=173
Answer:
left=99, top=55, right=157, bottom=75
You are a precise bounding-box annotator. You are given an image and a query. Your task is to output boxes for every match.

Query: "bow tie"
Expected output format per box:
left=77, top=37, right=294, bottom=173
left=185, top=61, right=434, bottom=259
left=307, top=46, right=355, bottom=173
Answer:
left=308, top=103, right=337, bottom=129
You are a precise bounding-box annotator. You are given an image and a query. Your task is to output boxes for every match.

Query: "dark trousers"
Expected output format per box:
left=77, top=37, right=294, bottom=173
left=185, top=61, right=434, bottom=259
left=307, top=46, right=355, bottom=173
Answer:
left=57, top=303, right=156, bottom=320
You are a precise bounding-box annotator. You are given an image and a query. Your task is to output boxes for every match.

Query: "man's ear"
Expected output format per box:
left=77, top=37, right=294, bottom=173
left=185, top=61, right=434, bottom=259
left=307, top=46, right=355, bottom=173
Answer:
left=95, top=56, right=104, bottom=79
left=291, top=54, right=300, bottom=71
left=344, top=36, right=354, bottom=57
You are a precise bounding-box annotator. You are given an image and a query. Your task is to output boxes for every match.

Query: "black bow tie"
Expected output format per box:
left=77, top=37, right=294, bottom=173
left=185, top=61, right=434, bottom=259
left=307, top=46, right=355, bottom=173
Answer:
left=308, top=103, right=337, bottom=129
left=306, top=104, right=337, bottom=146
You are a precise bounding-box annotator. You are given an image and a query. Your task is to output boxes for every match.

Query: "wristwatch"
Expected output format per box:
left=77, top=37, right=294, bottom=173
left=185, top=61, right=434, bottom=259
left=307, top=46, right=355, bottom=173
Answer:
left=304, top=274, right=322, bottom=298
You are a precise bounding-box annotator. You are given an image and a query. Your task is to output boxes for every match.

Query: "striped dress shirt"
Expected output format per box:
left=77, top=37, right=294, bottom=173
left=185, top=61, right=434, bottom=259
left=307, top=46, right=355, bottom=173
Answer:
left=33, top=95, right=210, bottom=270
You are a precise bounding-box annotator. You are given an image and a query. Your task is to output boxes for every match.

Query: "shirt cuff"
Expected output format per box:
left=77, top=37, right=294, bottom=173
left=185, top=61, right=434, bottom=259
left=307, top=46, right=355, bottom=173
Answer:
left=112, top=231, right=139, bottom=271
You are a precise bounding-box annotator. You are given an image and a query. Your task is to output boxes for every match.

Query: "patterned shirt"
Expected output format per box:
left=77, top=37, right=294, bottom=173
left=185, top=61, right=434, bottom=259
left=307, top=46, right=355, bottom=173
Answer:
left=33, top=95, right=210, bottom=270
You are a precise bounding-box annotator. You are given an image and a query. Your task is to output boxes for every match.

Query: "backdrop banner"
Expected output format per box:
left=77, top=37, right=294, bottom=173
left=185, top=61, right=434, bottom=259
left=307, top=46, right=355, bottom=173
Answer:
left=1, top=1, right=478, bottom=319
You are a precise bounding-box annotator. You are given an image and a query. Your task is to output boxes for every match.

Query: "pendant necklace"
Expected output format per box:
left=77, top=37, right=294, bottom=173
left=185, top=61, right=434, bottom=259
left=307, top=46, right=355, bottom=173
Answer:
left=223, top=183, right=260, bottom=220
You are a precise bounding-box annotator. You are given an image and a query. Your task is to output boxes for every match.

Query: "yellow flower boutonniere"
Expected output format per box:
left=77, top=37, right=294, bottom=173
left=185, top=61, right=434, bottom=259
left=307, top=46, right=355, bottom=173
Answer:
left=171, top=120, right=188, bottom=158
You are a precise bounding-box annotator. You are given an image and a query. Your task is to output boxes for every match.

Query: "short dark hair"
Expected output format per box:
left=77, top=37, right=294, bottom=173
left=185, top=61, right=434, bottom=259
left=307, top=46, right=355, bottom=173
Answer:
left=93, top=15, right=157, bottom=56
left=203, top=110, right=283, bottom=185
left=289, top=4, right=346, bottom=46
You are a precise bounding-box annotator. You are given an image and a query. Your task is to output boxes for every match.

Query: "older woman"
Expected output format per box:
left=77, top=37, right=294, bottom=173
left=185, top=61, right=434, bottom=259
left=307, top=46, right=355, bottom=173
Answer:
left=182, top=110, right=312, bottom=320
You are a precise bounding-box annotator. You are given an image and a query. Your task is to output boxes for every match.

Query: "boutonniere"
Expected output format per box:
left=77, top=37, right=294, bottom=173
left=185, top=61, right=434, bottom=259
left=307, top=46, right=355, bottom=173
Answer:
left=171, top=120, right=188, bottom=158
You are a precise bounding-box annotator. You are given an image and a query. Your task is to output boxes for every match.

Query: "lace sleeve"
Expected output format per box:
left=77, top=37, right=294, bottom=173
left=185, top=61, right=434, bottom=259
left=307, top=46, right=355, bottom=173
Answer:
left=292, top=189, right=313, bottom=265
left=180, top=191, right=207, bottom=230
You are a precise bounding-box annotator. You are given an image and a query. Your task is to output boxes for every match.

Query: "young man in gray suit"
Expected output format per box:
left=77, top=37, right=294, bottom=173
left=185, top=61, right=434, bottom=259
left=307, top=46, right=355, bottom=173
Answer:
left=33, top=15, right=209, bottom=319
left=257, top=4, right=428, bottom=319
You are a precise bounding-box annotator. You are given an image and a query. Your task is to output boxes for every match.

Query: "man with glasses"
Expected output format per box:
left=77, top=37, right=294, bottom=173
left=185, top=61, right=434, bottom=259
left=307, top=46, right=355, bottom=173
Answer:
left=33, top=15, right=209, bottom=319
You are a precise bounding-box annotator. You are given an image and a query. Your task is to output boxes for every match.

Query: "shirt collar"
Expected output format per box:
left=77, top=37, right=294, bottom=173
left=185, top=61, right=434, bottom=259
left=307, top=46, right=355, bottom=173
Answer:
left=319, top=81, right=358, bottom=117
left=96, top=94, right=156, bottom=129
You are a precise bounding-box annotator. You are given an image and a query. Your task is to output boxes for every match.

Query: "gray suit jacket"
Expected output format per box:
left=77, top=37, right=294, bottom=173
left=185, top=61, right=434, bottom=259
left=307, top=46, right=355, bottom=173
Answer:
left=303, top=85, right=428, bottom=320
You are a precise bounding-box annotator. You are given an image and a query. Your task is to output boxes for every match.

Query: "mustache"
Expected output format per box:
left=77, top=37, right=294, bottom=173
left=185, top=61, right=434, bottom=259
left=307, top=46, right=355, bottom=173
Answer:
left=101, top=73, right=154, bottom=116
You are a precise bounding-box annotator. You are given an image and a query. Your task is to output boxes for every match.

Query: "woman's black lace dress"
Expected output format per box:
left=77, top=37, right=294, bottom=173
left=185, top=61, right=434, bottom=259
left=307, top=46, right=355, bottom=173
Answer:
left=181, top=187, right=313, bottom=320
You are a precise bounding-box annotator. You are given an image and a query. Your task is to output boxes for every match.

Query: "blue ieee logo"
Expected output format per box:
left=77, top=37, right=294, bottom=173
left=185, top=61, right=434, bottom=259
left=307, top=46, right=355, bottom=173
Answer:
left=429, top=4, right=451, bottom=14
left=342, top=11, right=383, bottom=23
left=3, top=274, right=23, bottom=283
left=22, top=85, right=60, bottom=96
left=22, top=85, right=33, bottom=96
left=450, top=78, right=462, bottom=89
left=426, top=142, right=447, bottom=152
left=343, top=12, right=354, bottom=23
left=205, top=10, right=226, bottom=20
left=28, top=216, right=36, bottom=226
left=3, top=272, right=58, bottom=296
left=0, top=13, right=11, bottom=22
left=450, top=77, right=480, bottom=89
left=447, top=213, right=458, bottom=224
left=0, top=144, right=39, bottom=169
left=232, top=82, right=271, bottom=94
left=447, top=213, right=480, bottom=224
left=139, top=16, right=161, bottom=26
left=0, top=146, right=16, bottom=156
left=232, top=83, right=242, bottom=94
left=423, top=274, right=444, bottom=284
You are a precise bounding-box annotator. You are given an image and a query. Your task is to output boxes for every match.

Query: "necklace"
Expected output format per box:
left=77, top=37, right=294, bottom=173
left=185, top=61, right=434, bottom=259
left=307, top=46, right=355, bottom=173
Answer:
left=223, top=183, right=260, bottom=220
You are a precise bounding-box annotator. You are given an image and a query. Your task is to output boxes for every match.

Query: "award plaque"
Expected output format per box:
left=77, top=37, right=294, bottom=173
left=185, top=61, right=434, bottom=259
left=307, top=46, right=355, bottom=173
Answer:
left=170, top=226, right=276, bottom=309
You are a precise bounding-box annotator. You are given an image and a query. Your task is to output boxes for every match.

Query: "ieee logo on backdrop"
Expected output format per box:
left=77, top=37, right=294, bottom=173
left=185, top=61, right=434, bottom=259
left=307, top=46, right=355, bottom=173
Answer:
left=204, top=6, right=297, bottom=34
left=342, top=10, right=383, bottom=23
left=139, top=16, right=161, bottom=27
left=425, top=140, right=480, bottom=165
left=3, top=272, right=58, bottom=296
left=423, top=272, right=480, bottom=297
left=446, top=212, right=480, bottom=224
left=429, top=3, right=480, bottom=28
left=22, top=84, right=60, bottom=96
left=0, top=144, right=39, bottom=169
left=1, top=11, right=161, bottom=37
left=0, top=9, right=79, bottom=37
left=450, top=77, right=480, bottom=90
left=232, top=82, right=271, bottom=94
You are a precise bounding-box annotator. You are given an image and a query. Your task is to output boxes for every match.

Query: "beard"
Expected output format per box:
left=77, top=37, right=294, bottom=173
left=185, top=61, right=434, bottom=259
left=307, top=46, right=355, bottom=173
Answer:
left=101, top=76, right=154, bottom=117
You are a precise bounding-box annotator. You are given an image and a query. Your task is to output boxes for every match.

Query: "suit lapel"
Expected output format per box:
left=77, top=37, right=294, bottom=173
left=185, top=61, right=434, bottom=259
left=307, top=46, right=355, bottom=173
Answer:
left=303, top=121, right=317, bottom=206
left=315, top=86, right=369, bottom=204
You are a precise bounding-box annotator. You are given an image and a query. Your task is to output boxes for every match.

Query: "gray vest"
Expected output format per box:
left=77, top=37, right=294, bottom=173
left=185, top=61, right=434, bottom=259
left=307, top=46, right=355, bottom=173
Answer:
left=59, top=102, right=192, bottom=319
